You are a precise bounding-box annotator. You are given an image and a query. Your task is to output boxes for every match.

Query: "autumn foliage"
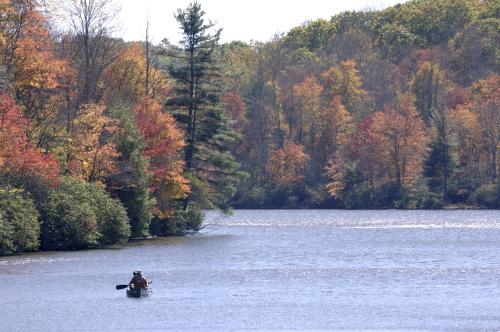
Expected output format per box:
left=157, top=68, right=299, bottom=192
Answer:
left=103, top=42, right=170, bottom=104
left=0, top=0, right=499, bottom=254
left=364, top=95, right=426, bottom=188
left=133, top=98, right=188, bottom=216
left=267, top=143, right=310, bottom=186
left=0, top=92, right=59, bottom=184
left=66, top=103, right=119, bottom=184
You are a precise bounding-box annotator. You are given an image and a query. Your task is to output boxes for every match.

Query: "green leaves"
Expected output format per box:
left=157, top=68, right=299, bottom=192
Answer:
left=167, top=2, right=244, bottom=211
left=0, top=189, right=40, bottom=254
left=39, top=177, right=130, bottom=250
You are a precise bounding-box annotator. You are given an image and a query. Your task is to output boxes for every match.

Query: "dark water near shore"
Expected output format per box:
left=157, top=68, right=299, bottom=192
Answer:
left=1, top=210, right=500, bottom=331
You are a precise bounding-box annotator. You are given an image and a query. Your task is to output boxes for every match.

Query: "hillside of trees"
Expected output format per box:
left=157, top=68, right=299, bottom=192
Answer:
left=224, top=0, right=499, bottom=209
left=0, top=0, right=498, bottom=254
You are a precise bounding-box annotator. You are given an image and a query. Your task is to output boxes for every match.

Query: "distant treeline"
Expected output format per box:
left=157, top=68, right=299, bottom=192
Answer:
left=223, top=0, right=499, bottom=209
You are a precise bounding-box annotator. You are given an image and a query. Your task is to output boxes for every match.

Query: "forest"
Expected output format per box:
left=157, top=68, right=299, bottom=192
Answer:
left=0, top=0, right=498, bottom=254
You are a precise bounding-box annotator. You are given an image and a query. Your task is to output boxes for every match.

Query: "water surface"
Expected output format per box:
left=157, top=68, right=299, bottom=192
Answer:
left=1, top=210, right=500, bottom=331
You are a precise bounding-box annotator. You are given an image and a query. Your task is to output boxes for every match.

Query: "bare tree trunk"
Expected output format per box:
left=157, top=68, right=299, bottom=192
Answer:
left=145, top=17, right=150, bottom=98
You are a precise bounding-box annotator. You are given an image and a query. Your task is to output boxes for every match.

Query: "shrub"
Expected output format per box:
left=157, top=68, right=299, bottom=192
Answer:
left=468, top=184, right=499, bottom=208
left=404, top=189, right=444, bottom=209
left=88, top=185, right=130, bottom=245
left=0, top=189, right=40, bottom=254
left=232, top=185, right=266, bottom=209
left=150, top=204, right=204, bottom=236
left=39, top=182, right=99, bottom=250
left=39, top=177, right=130, bottom=250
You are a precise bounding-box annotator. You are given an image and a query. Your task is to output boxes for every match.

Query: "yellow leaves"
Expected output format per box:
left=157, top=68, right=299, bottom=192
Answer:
left=0, top=0, right=15, bottom=49
left=102, top=42, right=170, bottom=104
left=452, top=105, right=480, bottom=134
left=451, top=105, right=482, bottom=170
left=468, top=74, right=500, bottom=180
left=321, top=60, right=365, bottom=111
left=412, top=61, right=447, bottom=121
left=66, top=104, right=119, bottom=184
left=292, top=76, right=323, bottom=143
left=325, top=159, right=344, bottom=198
left=470, top=74, right=500, bottom=103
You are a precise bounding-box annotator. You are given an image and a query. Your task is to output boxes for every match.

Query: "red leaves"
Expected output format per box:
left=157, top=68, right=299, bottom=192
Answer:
left=0, top=92, right=59, bottom=184
left=133, top=98, right=185, bottom=180
left=133, top=98, right=188, bottom=215
left=351, top=95, right=426, bottom=188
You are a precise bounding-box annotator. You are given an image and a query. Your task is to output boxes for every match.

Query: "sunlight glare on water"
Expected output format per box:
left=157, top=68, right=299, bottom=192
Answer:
left=1, top=210, right=500, bottom=331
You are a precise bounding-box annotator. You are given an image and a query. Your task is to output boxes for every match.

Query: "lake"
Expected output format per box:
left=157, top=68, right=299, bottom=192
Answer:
left=1, top=210, right=500, bottom=331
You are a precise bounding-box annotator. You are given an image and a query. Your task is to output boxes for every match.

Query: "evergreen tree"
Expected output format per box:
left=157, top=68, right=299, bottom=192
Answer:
left=109, top=106, right=154, bottom=237
left=423, top=108, right=457, bottom=203
left=166, top=2, right=245, bottom=211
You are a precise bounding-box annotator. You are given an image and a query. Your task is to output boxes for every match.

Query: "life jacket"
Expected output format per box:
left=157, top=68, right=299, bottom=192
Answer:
left=129, top=276, right=148, bottom=289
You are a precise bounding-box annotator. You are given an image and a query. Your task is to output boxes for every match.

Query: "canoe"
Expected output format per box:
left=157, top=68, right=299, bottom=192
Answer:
left=126, top=287, right=151, bottom=298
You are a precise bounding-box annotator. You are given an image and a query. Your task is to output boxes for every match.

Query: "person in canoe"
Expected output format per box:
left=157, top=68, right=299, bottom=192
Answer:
left=129, top=270, right=149, bottom=289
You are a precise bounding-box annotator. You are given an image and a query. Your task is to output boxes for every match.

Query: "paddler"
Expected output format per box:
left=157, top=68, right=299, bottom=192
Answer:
left=129, top=270, right=149, bottom=289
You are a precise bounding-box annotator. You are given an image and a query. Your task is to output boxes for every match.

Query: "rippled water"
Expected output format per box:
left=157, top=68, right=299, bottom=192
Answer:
left=1, top=210, right=500, bottom=331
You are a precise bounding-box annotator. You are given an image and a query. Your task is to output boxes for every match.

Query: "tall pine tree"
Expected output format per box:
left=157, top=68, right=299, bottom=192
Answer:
left=423, top=108, right=457, bottom=203
left=166, top=2, right=245, bottom=211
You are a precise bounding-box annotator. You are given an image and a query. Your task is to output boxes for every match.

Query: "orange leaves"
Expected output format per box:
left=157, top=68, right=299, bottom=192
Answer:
left=133, top=98, right=188, bottom=215
left=103, top=42, right=170, bottom=104
left=317, top=97, right=353, bottom=153
left=66, top=104, right=119, bottom=184
left=13, top=10, right=67, bottom=92
left=364, top=95, right=427, bottom=188
left=325, top=158, right=344, bottom=198
left=267, top=143, right=309, bottom=186
left=0, top=92, right=59, bottom=184
left=3, top=4, right=74, bottom=146
left=347, top=94, right=427, bottom=190
left=292, top=76, right=323, bottom=115
left=470, top=74, right=499, bottom=103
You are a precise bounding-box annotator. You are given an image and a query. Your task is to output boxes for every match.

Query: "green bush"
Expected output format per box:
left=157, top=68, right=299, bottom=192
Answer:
left=232, top=185, right=267, bottom=208
left=150, top=204, right=204, bottom=236
left=468, top=184, right=499, bottom=208
left=39, top=177, right=130, bottom=250
left=404, top=189, right=444, bottom=209
left=39, top=181, right=99, bottom=250
left=0, top=189, right=40, bottom=255
left=87, top=185, right=131, bottom=246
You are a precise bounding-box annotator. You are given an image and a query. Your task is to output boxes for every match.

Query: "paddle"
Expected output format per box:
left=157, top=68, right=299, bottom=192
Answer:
left=116, top=280, right=152, bottom=290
